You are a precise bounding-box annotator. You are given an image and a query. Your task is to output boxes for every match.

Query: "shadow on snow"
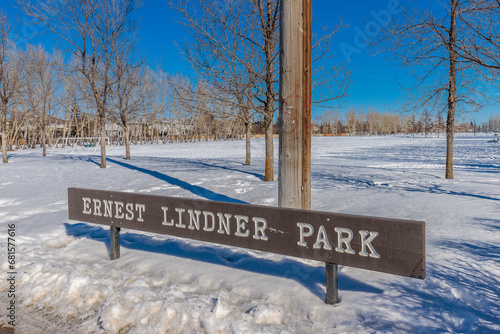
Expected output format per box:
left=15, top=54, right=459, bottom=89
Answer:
left=474, top=217, right=500, bottom=232
left=64, top=222, right=384, bottom=302
left=313, top=171, right=500, bottom=202
left=89, top=157, right=250, bottom=204
left=374, top=240, right=500, bottom=333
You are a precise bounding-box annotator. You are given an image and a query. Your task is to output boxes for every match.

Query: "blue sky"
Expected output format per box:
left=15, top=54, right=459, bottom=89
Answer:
left=3, top=0, right=498, bottom=123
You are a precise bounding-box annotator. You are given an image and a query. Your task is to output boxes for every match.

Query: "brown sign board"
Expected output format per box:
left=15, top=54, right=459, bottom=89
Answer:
left=68, top=188, right=425, bottom=279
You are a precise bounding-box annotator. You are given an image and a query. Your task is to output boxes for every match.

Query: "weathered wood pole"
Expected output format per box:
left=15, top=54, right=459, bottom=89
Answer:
left=302, top=0, right=312, bottom=210
left=279, top=0, right=306, bottom=209
left=279, top=0, right=337, bottom=305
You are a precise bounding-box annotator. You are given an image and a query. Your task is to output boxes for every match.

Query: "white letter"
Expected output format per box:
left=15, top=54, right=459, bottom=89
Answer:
left=82, top=198, right=92, bottom=214
left=188, top=209, right=202, bottom=230
left=234, top=215, right=250, bottom=237
left=114, top=201, right=124, bottom=219
left=103, top=200, right=113, bottom=218
left=135, top=204, right=145, bottom=222
left=203, top=211, right=215, bottom=232
left=335, top=228, right=355, bottom=254
left=297, top=222, right=314, bottom=247
left=313, top=225, right=333, bottom=250
left=125, top=203, right=134, bottom=220
left=253, top=217, right=268, bottom=241
left=175, top=208, right=186, bottom=228
left=93, top=199, right=102, bottom=216
left=359, top=230, right=381, bottom=258
left=161, top=207, right=174, bottom=226
left=217, top=213, right=232, bottom=235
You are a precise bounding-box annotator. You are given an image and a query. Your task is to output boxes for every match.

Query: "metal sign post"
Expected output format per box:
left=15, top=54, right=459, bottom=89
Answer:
left=326, top=263, right=339, bottom=304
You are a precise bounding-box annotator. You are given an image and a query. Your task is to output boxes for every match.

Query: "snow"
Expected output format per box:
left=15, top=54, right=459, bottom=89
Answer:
left=1, top=134, right=499, bottom=333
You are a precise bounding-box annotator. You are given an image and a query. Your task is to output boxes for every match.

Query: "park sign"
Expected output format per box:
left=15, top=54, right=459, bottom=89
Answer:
left=68, top=188, right=425, bottom=279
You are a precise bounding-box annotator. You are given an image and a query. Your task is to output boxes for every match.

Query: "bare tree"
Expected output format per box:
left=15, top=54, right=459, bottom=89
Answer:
left=169, top=0, right=260, bottom=167
left=20, top=0, right=142, bottom=168
left=407, top=113, right=419, bottom=138
left=0, top=12, right=24, bottom=163
left=249, top=0, right=279, bottom=180
left=377, top=0, right=497, bottom=178
left=380, top=112, right=400, bottom=135
left=169, top=75, right=198, bottom=143
left=356, top=109, right=366, bottom=135
left=110, top=34, right=144, bottom=159
left=435, top=112, right=446, bottom=137
left=171, top=0, right=349, bottom=180
left=488, top=114, right=500, bottom=132
left=111, top=64, right=141, bottom=159
left=420, top=108, right=434, bottom=138
left=172, top=0, right=274, bottom=179
left=25, top=45, right=61, bottom=156
left=318, top=109, right=341, bottom=135
left=60, top=60, right=81, bottom=143
left=144, top=68, right=164, bottom=145
left=366, top=109, right=379, bottom=135
left=345, top=108, right=358, bottom=136
left=152, top=70, right=170, bottom=144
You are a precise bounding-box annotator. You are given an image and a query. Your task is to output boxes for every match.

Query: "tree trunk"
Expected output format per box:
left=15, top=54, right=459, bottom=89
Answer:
left=100, top=113, right=107, bottom=168
left=62, top=117, right=69, bottom=147
left=42, top=124, right=47, bottom=157
left=445, top=0, right=457, bottom=180
left=245, top=120, right=251, bottom=165
left=446, top=104, right=455, bottom=179
left=23, top=125, right=28, bottom=149
left=264, top=107, right=274, bottom=181
left=1, top=113, right=7, bottom=163
left=125, top=126, right=131, bottom=160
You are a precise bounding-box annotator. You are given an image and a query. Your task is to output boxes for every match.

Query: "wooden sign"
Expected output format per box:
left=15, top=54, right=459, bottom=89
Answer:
left=68, top=188, right=425, bottom=279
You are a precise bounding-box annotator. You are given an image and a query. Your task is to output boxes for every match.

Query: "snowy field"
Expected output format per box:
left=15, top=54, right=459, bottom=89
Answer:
left=1, top=134, right=499, bottom=333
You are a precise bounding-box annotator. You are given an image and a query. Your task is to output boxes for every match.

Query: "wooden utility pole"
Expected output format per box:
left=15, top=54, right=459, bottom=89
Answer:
left=279, top=0, right=337, bottom=305
left=278, top=0, right=311, bottom=209
left=302, top=0, right=312, bottom=210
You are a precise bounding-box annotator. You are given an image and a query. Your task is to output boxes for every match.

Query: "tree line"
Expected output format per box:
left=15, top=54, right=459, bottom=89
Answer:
left=314, top=108, right=496, bottom=136
left=0, top=19, right=249, bottom=157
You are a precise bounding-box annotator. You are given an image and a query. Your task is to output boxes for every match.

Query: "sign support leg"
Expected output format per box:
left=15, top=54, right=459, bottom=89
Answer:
left=326, top=263, right=339, bottom=305
left=110, top=226, right=121, bottom=260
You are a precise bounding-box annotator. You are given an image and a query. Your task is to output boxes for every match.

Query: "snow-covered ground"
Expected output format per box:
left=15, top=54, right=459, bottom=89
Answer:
left=1, top=134, right=499, bottom=333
